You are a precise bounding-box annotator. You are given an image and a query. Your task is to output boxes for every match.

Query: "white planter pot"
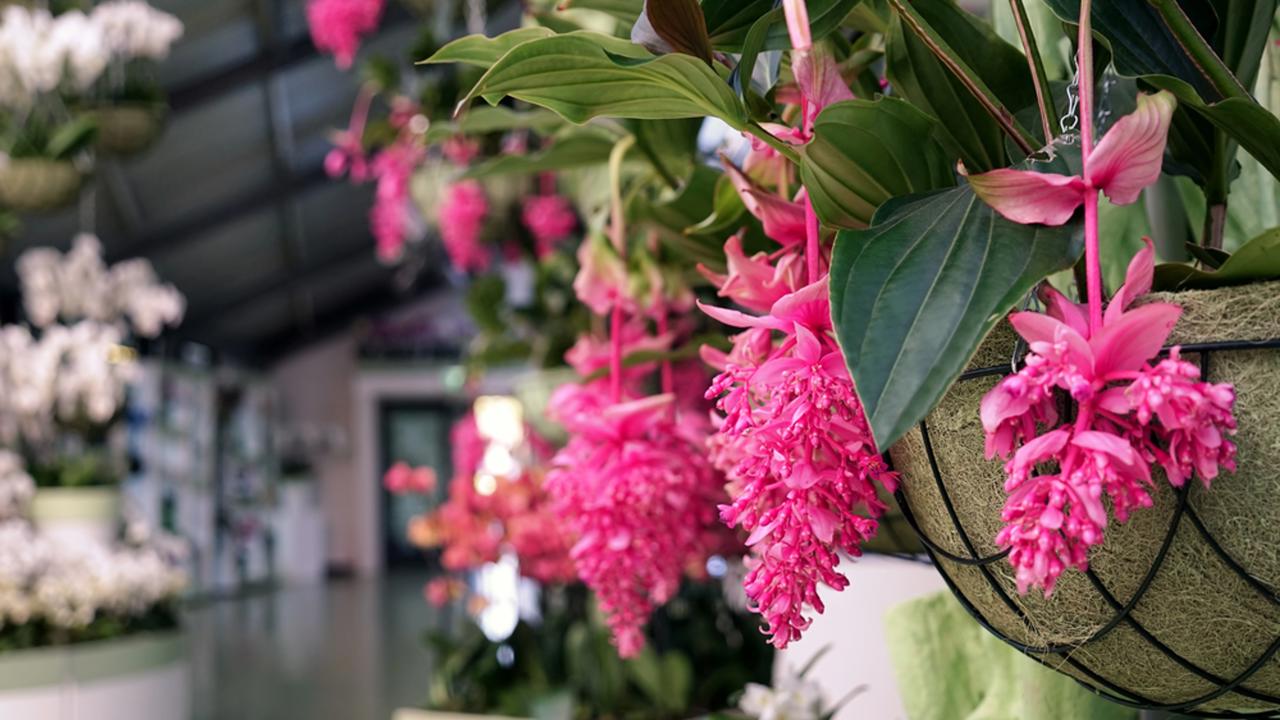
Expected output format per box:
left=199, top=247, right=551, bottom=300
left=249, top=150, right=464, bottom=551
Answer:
left=30, top=487, right=120, bottom=546
left=0, top=632, right=189, bottom=720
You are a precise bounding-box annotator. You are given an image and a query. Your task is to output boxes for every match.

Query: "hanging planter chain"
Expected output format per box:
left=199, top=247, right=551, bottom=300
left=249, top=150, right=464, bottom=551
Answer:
left=893, top=338, right=1280, bottom=718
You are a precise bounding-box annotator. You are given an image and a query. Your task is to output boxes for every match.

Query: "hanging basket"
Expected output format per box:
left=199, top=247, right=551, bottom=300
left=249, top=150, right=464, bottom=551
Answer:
left=92, top=103, right=167, bottom=156
left=0, top=157, right=84, bottom=212
left=889, top=279, right=1280, bottom=718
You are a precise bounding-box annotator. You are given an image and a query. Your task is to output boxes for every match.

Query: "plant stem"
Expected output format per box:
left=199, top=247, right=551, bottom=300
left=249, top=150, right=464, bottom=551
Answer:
left=607, top=134, right=637, bottom=403
left=1077, top=0, right=1103, bottom=334
left=1008, top=0, right=1057, bottom=145
left=888, top=0, right=1040, bottom=155
left=1200, top=128, right=1230, bottom=250
left=1148, top=0, right=1251, bottom=100
left=801, top=99, right=821, bottom=283
left=745, top=122, right=801, bottom=165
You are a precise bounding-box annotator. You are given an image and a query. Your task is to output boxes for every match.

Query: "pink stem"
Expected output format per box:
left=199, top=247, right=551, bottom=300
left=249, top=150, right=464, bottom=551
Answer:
left=610, top=304, right=623, bottom=403
left=800, top=96, right=821, bottom=284
left=350, top=83, right=374, bottom=141
left=1076, top=0, right=1103, bottom=335
left=539, top=171, right=556, bottom=196
left=656, top=309, right=673, bottom=395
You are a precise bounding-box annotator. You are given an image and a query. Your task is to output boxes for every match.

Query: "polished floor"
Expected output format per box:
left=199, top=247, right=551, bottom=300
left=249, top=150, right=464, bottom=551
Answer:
left=186, top=573, right=440, bottom=720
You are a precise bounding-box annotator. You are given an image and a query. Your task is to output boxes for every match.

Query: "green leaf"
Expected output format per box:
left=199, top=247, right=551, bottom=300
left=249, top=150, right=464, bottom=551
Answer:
left=703, top=0, right=862, bottom=52
left=800, top=97, right=957, bottom=229
left=831, top=184, right=1084, bottom=449
left=633, top=118, right=703, bottom=187
left=884, top=0, right=1040, bottom=172
left=462, top=33, right=748, bottom=127
left=644, top=0, right=714, bottom=64
left=47, top=115, right=97, bottom=160
left=462, top=132, right=617, bottom=179
left=420, top=28, right=557, bottom=68
left=425, top=106, right=565, bottom=143
left=687, top=172, right=747, bottom=237
left=1153, top=227, right=1280, bottom=289
left=1185, top=242, right=1230, bottom=269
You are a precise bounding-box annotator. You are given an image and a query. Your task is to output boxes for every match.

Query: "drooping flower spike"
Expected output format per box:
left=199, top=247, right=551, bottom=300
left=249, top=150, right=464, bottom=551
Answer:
left=974, top=0, right=1236, bottom=596
left=700, top=0, right=895, bottom=648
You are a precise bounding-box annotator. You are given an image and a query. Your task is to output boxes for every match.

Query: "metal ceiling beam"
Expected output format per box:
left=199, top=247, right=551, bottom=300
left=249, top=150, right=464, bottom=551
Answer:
left=106, top=162, right=331, bottom=262
left=182, top=240, right=379, bottom=330
left=166, top=3, right=416, bottom=114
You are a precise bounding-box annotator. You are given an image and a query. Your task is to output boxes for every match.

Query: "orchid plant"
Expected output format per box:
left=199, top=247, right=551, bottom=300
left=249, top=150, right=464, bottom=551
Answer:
left=316, top=0, right=1280, bottom=656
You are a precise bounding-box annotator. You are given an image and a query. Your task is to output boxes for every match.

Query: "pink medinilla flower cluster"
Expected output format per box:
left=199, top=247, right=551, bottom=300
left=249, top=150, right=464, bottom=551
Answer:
left=982, top=241, right=1237, bottom=595
left=439, top=180, right=491, bottom=272
left=547, top=388, right=725, bottom=657
left=691, top=0, right=895, bottom=649
left=699, top=242, right=895, bottom=648
left=305, top=0, right=383, bottom=70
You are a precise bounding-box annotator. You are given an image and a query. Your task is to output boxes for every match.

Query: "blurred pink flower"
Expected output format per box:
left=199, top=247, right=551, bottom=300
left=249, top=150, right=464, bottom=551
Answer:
left=306, top=0, right=384, bottom=70
left=440, top=180, right=490, bottom=272
left=368, top=141, right=423, bottom=264
left=573, top=233, right=630, bottom=315
left=384, top=461, right=438, bottom=494
left=522, top=194, right=578, bottom=258
left=982, top=240, right=1236, bottom=595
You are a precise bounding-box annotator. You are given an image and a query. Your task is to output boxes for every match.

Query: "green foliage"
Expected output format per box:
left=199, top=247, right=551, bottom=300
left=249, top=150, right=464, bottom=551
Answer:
left=884, top=0, right=1040, bottom=172
left=424, top=582, right=773, bottom=720
left=1154, top=227, right=1280, bottom=290
left=800, top=98, right=957, bottom=229
left=830, top=185, right=1084, bottom=449
left=462, top=33, right=748, bottom=128
left=463, top=131, right=618, bottom=179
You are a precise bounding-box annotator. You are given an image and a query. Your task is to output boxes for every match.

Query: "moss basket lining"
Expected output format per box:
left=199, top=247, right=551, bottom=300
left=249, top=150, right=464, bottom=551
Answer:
left=888, top=280, right=1280, bottom=718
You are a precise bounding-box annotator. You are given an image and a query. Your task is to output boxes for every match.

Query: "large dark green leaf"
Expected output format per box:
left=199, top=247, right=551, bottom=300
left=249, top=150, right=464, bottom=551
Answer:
left=462, top=133, right=617, bottom=179
left=800, top=98, right=957, bottom=229
left=1041, top=0, right=1221, bottom=97
left=1153, top=227, right=1280, bottom=289
left=884, top=0, right=1040, bottom=173
left=702, top=0, right=861, bottom=51
left=830, top=184, right=1084, bottom=448
left=462, top=34, right=747, bottom=127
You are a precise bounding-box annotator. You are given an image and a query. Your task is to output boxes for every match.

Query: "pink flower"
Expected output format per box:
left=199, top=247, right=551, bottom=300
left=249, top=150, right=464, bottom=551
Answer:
left=723, top=159, right=807, bottom=247
left=698, top=234, right=804, bottom=313
left=424, top=577, right=465, bottom=607
left=968, top=91, right=1177, bottom=225
left=368, top=141, right=424, bottom=264
left=442, top=136, right=481, bottom=166
left=981, top=241, right=1236, bottom=595
left=440, top=180, right=490, bottom=272
left=701, top=268, right=897, bottom=648
left=522, top=194, right=578, bottom=258
left=306, top=0, right=384, bottom=70
left=573, top=232, right=630, bottom=315
left=384, top=461, right=438, bottom=494
left=547, top=392, right=726, bottom=657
